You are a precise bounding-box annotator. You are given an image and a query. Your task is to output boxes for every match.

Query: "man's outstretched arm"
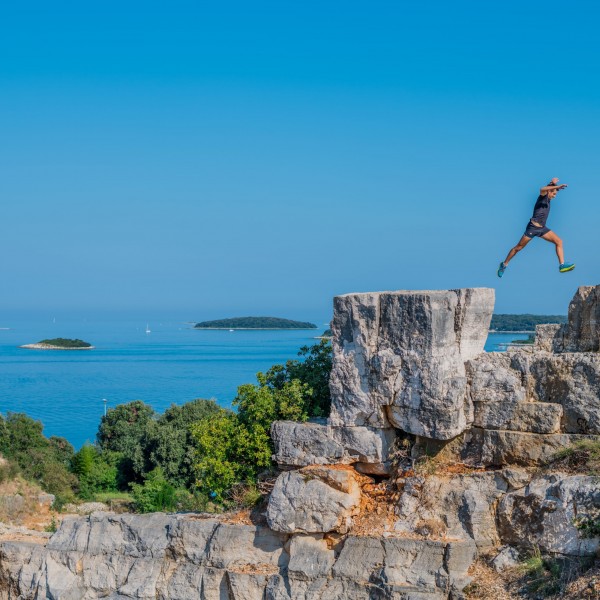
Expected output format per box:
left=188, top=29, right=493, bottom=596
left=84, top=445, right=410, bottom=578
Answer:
left=540, top=178, right=568, bottom=194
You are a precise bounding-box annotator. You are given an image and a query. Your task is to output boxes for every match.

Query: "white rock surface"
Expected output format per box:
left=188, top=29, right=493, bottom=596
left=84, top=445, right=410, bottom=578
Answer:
left=329, top=288, right=494, bottom=439
left=266, top=466, right=362, bottom=534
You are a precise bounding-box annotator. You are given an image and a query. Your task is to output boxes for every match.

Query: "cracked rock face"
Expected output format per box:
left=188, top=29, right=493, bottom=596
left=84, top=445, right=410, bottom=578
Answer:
left=266, top=466, right=362, bottom=534
left=498, top=475, right=600, bottom=556
left=329, top=288, right=494, bottom=439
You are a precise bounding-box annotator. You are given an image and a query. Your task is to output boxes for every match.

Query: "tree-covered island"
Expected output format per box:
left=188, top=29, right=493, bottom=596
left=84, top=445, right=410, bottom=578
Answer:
left=20, top=338, right=94, bottom=350
left=490, top=314, right=567, bottom=332
left=194, top=316, right=317, bottom=329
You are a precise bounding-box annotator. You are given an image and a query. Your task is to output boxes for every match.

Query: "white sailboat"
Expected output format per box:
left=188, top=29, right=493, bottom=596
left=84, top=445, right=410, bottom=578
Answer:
left=145, top=324, right=151, bottom=334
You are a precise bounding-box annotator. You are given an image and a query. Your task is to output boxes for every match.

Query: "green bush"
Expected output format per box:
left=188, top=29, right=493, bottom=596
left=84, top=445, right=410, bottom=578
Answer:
left=130, top=467, right=177, bottom=513
left=0, top=413, right=77, bottom=501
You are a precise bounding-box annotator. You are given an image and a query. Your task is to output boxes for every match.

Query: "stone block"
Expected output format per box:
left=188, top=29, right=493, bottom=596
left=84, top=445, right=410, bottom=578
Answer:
left=287, top=534, right=335, bottom=580
left=473, top=401, right=563, bottom=433
left=266, top=466, right=361, bottom=534
left=329, top=288, right=494, bottom=439
left=271, top=419, right=396, bottom=474
left=530, top=353, right=600, bottom=434
left=469, top=428, right=600, bottom=466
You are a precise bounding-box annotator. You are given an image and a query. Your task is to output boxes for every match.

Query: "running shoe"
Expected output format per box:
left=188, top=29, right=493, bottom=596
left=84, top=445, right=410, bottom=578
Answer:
left=497, top=262, right=506, bottom=278
left=559, top=262, right=575, bottom=273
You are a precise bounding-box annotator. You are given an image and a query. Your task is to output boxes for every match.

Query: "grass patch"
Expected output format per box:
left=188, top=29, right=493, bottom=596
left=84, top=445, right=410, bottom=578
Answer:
left=550, top=439, right=600, bottom=475
left=515, top=547, right=596, bottom=598
left=92, top=492, right=133, bottom=502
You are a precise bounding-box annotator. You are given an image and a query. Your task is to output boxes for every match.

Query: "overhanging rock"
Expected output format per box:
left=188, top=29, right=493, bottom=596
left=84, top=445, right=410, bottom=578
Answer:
left=329, top=288, right=494, bottom=439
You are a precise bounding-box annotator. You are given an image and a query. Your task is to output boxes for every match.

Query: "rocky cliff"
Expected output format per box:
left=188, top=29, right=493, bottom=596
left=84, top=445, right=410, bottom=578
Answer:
left=1, top=286, right=599, bottom=599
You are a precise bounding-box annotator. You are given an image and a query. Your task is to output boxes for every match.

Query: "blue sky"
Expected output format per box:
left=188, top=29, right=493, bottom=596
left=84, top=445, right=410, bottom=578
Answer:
left=1, top=1, right=599, bottom=319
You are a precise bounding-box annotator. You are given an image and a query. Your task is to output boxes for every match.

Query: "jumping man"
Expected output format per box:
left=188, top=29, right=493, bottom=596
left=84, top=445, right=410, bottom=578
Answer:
left=497, top=178, right=575, bottom=277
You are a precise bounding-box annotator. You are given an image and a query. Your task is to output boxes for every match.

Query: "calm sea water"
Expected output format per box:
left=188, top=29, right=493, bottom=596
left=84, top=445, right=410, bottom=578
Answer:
left=0, top=314, right=528, bottom=449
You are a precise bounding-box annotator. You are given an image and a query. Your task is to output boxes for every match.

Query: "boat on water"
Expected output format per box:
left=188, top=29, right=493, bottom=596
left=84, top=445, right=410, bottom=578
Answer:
left=145, top=324, right=151, bottom=334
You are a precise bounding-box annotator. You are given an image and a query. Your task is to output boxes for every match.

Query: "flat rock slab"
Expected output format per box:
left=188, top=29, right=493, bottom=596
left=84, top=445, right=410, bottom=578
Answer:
left=467, top=428, right=600, bottom=466
left=329, top=288, right=494, bottom=439
left=271, top=419, right=396, bottom=474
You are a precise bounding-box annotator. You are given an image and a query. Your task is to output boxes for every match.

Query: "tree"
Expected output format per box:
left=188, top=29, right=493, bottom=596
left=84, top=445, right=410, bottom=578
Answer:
left=97, top=400, right=156, bottom=484
left=263, top=339, right=332, bottom=417
left=145, top=399, right=222, bottom=487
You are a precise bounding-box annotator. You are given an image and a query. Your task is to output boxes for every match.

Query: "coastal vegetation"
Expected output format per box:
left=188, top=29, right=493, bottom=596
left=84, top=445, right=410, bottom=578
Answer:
left=194, top=316, right=317, bottom=329
left=490, top=314, right=567, bottom=332
left=0, top=339, right=332, bottom=513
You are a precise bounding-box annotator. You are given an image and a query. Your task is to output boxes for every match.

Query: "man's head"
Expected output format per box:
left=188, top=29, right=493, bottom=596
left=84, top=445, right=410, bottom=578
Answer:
left=547, top=181, right=559, bottom=199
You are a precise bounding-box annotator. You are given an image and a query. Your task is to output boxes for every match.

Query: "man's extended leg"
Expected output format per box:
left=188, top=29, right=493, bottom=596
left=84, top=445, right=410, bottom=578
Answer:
left=498, top=235, right=532, bottom=277
left=503, top=235, right=532, bottom=266
left=541, top=230, right=575, bottom=272
left=541, top=230, right=564, bottom=264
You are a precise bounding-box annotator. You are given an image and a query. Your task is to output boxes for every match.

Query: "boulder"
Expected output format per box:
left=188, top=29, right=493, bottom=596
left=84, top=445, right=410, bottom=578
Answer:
left=266, top=466, right=362, bottom=534
left=491, top=546, right=520, bottom=572
left=329, top=288, right=494, bottom=439
left=498, top=475, right=600, bottom=556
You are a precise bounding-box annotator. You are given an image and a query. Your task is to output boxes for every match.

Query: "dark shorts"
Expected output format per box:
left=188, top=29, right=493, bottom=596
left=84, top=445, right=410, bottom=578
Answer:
left=524, top=221, right=551, bottom=238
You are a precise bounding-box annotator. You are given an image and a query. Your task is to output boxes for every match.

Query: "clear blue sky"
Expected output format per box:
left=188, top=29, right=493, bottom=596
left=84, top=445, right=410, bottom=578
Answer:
left=1, top=1, right=599, bottom=319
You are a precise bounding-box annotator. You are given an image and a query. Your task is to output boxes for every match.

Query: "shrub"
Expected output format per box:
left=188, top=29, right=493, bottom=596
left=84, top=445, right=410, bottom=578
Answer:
left=130, top=468, right=177, bottom=513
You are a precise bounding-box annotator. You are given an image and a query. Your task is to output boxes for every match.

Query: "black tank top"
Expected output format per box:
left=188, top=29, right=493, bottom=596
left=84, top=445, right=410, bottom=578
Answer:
left=531, top=193, right=551, bottom=226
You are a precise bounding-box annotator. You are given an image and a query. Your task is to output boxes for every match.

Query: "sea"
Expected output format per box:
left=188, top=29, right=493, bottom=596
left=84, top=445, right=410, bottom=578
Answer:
left=0, top=314, right=529, bottom=449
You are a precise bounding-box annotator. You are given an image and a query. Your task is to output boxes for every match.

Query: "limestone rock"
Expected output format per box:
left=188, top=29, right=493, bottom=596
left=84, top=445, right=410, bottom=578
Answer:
left=287, top=534, right=335, bottom=580
left=271, top=419, right=396, bottom=474
left=266, top=466, right=362, bottom=534
left=530, top=353, right=600, bottom=434
left=498, top=475, right=600, bottom=556
left=562, top=285, right=600, bottom=352
left=205, top=523, right=288, bottom=570
left=491, top=546, right=520, bottom=572
left=394, top=472, right=507, bottom=550
left=474, top=401, right=563, bottom=434
left=467, top=428, right=600, bottom=467
left=535, top=323, right=564, bottom=352
left=329, top=288, right=494, bottom=439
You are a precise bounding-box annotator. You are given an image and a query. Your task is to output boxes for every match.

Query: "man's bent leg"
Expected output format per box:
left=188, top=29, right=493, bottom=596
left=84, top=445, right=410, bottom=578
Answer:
left=541, top=230, right=564, bottom=265
left=503, top=235, right=532, bottom=266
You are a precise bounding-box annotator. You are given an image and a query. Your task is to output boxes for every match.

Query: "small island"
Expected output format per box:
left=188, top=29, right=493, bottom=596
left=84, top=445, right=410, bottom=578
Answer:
left=194, top=316, right=317, bottom=330
left=20, top=338, right=94, bottom=350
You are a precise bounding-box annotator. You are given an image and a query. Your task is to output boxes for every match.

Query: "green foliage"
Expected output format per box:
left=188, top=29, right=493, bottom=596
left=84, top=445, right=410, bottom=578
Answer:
left=191, top=341, right=332, bottom=503
left=574, top=512, right=600, bottom=538
left=490, top=314, right=567, bottom=332
left=0, top=413, right=77, bottom=501
left=45, top=516, right=58, bottom=533
left=38, top=338, right=92, bottom=348
left=550, top=439, right=600, bottom=475
left=511, top=334, right=535, bottom=345
left=145, top=399, right=222, bottom=488
left=97, top=400, right=156, bottom=484
left=71, top=444, right=119, bottom=500
left=130, top=467, right=177, bottom=513
left=194, top=317, right=317, bottom=329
